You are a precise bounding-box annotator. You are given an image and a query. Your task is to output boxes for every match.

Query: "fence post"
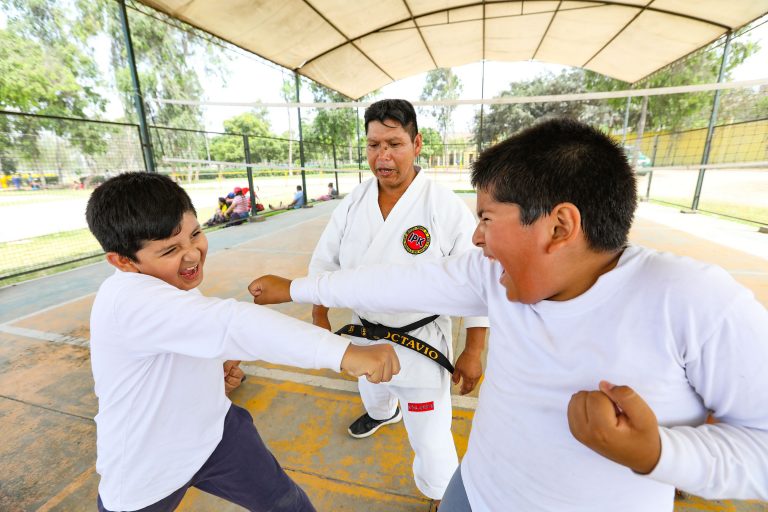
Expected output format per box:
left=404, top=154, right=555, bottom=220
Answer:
left=356, top=106, right=363, bottom=183
left=645, top=135, right=659, bottom=200
left=295, top=73, right=308, bottom=205
left=621, top=96, right=631, bottom=146
left=243, top=135, right=257, bottom=217
left=691, top=30, right=732, bottom=212
left=332, top=143, right=339, bottom=194
left=117, top=0, right=155, bottom=173
left=631, top=95, right=648, bottom=169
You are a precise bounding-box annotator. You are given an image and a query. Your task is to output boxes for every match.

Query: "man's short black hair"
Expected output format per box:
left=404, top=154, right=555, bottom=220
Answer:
left=471, top=118, right=637, bottom=252
left=86, top=172, right=197, bottom=261
left=364, top=99, right=418, bottom=140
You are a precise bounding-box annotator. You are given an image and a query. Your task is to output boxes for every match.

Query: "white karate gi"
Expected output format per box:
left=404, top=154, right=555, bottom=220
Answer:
left=309, top=170, right=488, bottom=499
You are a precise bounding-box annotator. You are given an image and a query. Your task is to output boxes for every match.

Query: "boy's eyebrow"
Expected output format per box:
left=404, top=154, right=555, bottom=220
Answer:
left=155, top=241, right=178, bottom=254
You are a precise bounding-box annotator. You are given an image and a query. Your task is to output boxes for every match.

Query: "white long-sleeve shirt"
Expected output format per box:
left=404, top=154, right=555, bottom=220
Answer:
left=90, top=270, right=349, bottom=511
left=291, top=246, right=768, bottom=511
left=309, top=171, right=488, bottom=387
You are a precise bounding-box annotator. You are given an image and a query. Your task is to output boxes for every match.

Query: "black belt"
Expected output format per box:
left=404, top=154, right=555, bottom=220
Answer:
left=335, top=314, right=453, bottom=374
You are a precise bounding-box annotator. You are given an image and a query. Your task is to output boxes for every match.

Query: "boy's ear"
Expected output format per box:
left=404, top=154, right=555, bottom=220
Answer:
left=105, top=252, right=139, bottom=273
left=547, top=202, right=581, bottom=253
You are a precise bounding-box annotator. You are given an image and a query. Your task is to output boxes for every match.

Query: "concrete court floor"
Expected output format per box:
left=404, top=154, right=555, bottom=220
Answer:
left=0, top=196, right=767, bottom=512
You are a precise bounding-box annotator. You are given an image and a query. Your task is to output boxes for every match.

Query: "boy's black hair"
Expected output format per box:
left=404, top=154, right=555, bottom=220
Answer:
left=364, top=99, right=418, bottom=140
left=86, top=172, right=197, bottom=261
left=471, top=118, right=637, bottom=252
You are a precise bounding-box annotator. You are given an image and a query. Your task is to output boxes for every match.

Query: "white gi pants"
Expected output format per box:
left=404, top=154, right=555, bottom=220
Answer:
left=358, top=368, right=458, bottom=499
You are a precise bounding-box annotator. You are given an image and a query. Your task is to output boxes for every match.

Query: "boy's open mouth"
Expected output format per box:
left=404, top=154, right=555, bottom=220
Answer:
left=179, top=264, right=200, bottom=280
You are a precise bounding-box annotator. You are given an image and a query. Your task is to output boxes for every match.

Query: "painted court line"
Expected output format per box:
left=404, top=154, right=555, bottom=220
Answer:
left=0, top=325, right=479, bottom=410
left=241, top=365, right=479, bottom=410
left=1, top=291, right=95, bottom=326
left=36, top=466, right=96, bottom=512
left=0, top=324, right=90, bottom=348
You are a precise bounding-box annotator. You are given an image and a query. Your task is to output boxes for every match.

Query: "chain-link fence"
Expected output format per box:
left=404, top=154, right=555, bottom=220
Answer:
left=2, top=82, right=767, bottom=286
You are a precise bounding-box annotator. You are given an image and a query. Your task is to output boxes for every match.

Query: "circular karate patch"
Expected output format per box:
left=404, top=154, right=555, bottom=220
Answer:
left=403, top=225, right=431, bottom=255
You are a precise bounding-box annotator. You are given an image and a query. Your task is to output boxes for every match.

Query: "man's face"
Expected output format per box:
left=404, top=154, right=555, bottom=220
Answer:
left=472, top=190, right=552, bottom=304
left=366, top=120, right=422, bottom=191
left=129, top=211, right=208, bottom=291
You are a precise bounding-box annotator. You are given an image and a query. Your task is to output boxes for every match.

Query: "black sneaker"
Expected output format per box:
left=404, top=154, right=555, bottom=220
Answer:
left=347, top=407, right=402, bottom=438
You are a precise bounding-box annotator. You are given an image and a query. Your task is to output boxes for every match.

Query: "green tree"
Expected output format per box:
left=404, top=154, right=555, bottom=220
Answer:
left=475, top=32, right=759, bottom=145
left=0, top=0, right=108, bottom=174
left=418, top=127, right=443, bottom=167
left=420, top=68, right=462, bottom=163
left=81, top=0, right=230, bottom=174
left=306, top=82, right=359, bottom=165
left=281, top=76, right=297, bottom=169
left=208, top=110, right=280, bottom=164
left=584, top=34, right=758, bottom=132
left=475, top=69, right=590, bottom=146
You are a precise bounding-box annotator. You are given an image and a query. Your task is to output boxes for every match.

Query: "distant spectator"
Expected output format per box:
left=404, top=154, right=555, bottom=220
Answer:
left=241, top=187, right=252, bottom=210
left=269, top=185, right=305, bottom=211
left=225, top=187, right=250, bottom=224
left=204, top=197, right=229, bottom=227
left=11, top=174, right=21, bottom=190
left=316, top=182, right=339, bottom=202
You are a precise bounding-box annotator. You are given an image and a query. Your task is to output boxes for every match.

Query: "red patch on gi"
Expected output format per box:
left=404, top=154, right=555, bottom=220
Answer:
left=403, top=225, right=431, bottom=255
left=408, top=401, right=435, bottom=412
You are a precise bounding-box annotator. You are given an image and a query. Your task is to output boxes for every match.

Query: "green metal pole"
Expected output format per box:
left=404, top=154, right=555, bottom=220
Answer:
left=295, top=73, right=307, bottom=205
left=691, top=31, right=732, bottom=211
left=117, top=0, right=155, bottom=173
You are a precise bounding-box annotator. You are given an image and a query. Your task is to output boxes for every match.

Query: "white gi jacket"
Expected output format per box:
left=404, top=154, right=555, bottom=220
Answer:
left=309, top=170, right=488, bottom=388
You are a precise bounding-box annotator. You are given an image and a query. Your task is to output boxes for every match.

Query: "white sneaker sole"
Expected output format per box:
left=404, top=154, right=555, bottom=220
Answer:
left=347, top=410, right=403, bottom=439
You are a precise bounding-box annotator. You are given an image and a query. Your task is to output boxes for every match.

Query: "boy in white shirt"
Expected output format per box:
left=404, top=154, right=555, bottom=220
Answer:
left=248, top=118, right=768, bottom=511
left=85, top=172, right=399, bottom=512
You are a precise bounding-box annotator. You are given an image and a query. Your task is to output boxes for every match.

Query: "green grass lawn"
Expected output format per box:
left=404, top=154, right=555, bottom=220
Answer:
left=0, top=227, right=103, bottom=285
left=649, top=196, right=768, bottom=226
left=0, top=206, right=290, bottom=287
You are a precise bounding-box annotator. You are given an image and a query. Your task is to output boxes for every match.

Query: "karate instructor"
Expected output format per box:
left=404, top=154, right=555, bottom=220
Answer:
left=309, top=99, right=488, bottom=507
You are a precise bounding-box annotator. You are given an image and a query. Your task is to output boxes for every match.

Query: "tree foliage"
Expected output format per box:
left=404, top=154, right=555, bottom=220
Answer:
left=208, top=109, right=282, bottom=163
left=418, top=126, right=443, bottom=165
left=306, top=83, right=358, bottom=148
left=420, top=68, right=462, bottom=147
left=0, top=0, right=108, bottom=171
left=583, top=33, right=759, bottom=131
left=475, top=69, right=591, bottom=145
left=474, top=34, right=760, bottom=146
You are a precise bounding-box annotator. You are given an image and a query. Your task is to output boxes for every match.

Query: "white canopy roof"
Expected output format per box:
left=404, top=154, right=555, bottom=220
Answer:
left=137, top=0, right=768, bottom=99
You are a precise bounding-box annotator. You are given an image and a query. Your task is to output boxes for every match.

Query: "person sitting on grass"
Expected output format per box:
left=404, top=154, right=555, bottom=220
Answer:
left=316, top=182, right=339, bottom=201
left=224, top=186, right=250, bottom=225
left=85, top=172, right=400, bottom=512
left=203, top=197, right=229, bottom=227
left=269, top=185, right=306, bottom=211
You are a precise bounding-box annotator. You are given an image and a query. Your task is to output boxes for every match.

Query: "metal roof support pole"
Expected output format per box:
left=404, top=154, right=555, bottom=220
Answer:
left=243, top=135, right=257, bottom=217
left=621, top=96, right=631, bottom=146
left=332, top=143, right=339, bottom=193
left=118, top=0, right=155, bottom=173
left=478, top=60, right=486, bottom=155
left=295, top=73, right=307, bottom=205
left=356, top=107, right=363, bottom=183
left=631, top=95, right=648, bottom=169
left=691, top=30, right=732, bottom=212
left=645, top=135, right=659, bottom=201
